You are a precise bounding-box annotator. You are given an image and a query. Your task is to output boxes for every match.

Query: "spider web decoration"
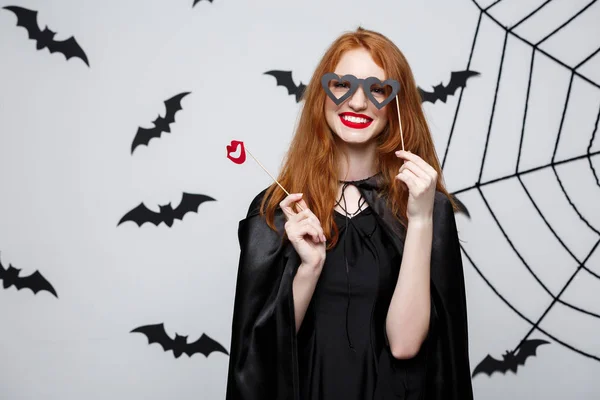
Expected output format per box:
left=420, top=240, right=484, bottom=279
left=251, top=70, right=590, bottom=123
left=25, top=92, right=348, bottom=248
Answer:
left=439, top=0, right=600, bottom=378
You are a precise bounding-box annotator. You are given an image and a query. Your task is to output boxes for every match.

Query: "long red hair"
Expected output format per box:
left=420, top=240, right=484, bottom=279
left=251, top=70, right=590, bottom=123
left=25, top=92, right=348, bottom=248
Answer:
left=260, top=27, right=456, bottom=249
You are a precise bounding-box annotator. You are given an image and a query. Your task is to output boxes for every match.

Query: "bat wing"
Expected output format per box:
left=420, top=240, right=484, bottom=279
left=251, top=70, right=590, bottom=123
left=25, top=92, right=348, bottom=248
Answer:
left=131, top=323, right=174, bottom=352
left=46, top=36, right=89, bottom=66
left=131, top=126, right=162, bottom=152
left=264, top=70, right=299, bottom=95
left=515, top=339, right=549, bottom=366
left=172, top=193, right=216, bottom=221
left=118, top=203, right=164, bottom=227
left=13, top=270, right=58, bottom=298
left=472, top=354, right=509, bottom=377
left=0, top=259, right=7, bottom=278
left=3, top=6, right=42, bottom=40
left=162, top=92, right=190, bottom=125
left=185, top=333, right=229, bottom=357
left=417, top=87, right=436, bottom=104
left=445, top=70, right=480, bottom=96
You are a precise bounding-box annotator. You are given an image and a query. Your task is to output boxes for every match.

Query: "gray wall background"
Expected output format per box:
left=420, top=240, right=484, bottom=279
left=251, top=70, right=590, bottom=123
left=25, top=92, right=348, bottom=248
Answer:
left=0, top=0, right=599, bottom=399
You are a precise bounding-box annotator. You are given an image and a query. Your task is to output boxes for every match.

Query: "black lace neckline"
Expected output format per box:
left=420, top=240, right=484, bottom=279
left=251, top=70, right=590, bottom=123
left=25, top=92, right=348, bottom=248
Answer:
left=338, top=172, right=381, bottom=184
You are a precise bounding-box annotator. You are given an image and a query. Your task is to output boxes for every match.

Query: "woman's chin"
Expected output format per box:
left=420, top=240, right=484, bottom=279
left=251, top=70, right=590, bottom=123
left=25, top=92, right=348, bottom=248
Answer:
left=334, top=130, right=377, bottom=146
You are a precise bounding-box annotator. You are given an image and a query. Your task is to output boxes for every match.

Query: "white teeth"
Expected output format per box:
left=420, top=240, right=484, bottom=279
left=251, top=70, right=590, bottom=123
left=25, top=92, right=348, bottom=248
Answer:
left=342, top=115, right=370, bottom=124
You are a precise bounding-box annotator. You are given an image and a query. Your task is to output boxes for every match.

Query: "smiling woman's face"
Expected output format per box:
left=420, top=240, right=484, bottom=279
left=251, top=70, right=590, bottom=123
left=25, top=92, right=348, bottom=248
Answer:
left=324, top=48, right=390, bottom=148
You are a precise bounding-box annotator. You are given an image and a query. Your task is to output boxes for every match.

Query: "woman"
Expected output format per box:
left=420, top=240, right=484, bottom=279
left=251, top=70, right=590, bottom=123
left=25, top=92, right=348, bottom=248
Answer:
left=226, top=27, right=473, bottom=400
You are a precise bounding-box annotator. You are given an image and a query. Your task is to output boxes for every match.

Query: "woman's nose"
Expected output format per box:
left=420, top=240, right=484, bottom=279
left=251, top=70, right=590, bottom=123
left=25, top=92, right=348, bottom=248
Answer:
left=348, top=87, right=368, bottom=110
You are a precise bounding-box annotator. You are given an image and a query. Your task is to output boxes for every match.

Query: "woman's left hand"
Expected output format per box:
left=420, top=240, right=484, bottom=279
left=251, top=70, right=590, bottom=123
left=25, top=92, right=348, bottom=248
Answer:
left=395, top=150, right=438, bottom=223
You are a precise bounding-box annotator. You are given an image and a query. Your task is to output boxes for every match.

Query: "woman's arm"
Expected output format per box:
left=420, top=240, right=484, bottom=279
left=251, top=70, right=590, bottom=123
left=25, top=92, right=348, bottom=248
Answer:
left=386, top=150, right=437, bottom=359
left=280, top=194, right=327, bottom=333
left=292, top=263, right=322, bottom=332
left=385, top=218, right=432, bottom=359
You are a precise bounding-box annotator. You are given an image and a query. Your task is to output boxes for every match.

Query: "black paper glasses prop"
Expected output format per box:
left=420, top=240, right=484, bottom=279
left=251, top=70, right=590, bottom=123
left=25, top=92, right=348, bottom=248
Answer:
left=321, top=72, right=405, bottom=151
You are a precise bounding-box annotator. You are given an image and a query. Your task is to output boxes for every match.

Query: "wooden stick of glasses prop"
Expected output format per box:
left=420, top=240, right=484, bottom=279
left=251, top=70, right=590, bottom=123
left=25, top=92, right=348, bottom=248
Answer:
left=226, top=140, right=305, bottom=211
left=395, top=96, right=405, bottom=152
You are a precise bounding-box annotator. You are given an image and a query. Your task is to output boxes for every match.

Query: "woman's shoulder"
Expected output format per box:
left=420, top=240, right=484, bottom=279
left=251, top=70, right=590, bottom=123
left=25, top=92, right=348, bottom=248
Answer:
left=434, top=190, right=452, bottom=208
left=245, top=187, right=270, bottom=219
left=431, top=190, right=461, bottom=244
left=432, top=190, right=458, bottom=230
left=242, top=186, right=284, bottom=224
left=238, top=187, right=288, bottom=252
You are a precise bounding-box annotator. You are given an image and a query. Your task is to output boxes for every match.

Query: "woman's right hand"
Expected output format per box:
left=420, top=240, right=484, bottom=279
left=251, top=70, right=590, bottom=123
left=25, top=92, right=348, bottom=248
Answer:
left=280, top=193, right=327, bottom=271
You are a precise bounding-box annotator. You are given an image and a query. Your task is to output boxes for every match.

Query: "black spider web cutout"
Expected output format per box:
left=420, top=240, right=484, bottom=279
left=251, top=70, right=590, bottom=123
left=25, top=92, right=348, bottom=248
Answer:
left=441, top=0, right=600, bottom=374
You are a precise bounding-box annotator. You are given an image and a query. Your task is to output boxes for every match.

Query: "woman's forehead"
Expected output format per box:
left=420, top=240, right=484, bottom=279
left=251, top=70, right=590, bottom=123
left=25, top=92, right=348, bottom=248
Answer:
left=333, top=49, right=386, bottom=80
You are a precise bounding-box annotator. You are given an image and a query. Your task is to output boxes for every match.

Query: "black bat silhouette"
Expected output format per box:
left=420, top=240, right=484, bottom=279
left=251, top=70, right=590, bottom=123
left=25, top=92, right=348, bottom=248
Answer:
left=118, top=192, right=215, bottom=227
left=418, top=70, right=480, bottom=104
left=0, top=258, right=57, bottom=298
left=264, top=70, right=306, bottom=102
left=3, top=5, right=89, bottom=66
left=131, top=92, right=190, bottom=153
left=472, top=339, right=549, bottom=377
left=131, top=323, right=229, bottom=358
left=193, top=0, right=213, bottom=5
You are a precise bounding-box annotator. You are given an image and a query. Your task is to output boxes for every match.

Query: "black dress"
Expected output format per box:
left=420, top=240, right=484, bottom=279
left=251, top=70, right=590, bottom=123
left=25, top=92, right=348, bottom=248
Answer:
left=297, top=183, right=402, bottom=400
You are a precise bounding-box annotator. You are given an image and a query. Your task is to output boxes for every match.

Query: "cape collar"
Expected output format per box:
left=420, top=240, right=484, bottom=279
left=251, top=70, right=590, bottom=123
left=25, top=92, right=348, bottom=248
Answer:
left=338, top=172, right=383, bottom=192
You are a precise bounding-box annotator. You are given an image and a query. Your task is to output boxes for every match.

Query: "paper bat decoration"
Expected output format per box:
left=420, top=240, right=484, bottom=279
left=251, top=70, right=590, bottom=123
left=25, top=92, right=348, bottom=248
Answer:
left=131, top=323, right=228, bottom=358
left=117, top=192, right=215, bottom=227
left=264, top=70, right=306, bottom=102
left=472, top=339, right=549, bottom=377
left=193, top=0, right=213, bottom=5
left=3, top=5, right=89, bottom=66
left=131, top=92, right=190, bottom=154
left=226, top=140, right=246, bottom=164
left=418, top=70, right=480, bottom=104
left=0, top=258, right=57, bottom=298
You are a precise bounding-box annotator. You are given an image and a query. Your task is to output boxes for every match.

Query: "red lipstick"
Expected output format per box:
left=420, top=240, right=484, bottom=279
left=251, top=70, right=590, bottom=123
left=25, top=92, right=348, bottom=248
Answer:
left=339, top=112, right=373, bottom=129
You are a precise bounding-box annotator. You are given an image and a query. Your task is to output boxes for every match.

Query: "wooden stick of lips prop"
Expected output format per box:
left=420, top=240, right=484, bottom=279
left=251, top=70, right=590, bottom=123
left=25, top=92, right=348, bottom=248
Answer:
left=226, top=140, right=305, bottom=211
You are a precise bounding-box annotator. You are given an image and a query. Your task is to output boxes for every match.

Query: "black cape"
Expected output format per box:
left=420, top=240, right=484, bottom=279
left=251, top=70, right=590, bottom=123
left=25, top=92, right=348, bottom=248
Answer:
left=225, top=174, right=474, bottom=400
